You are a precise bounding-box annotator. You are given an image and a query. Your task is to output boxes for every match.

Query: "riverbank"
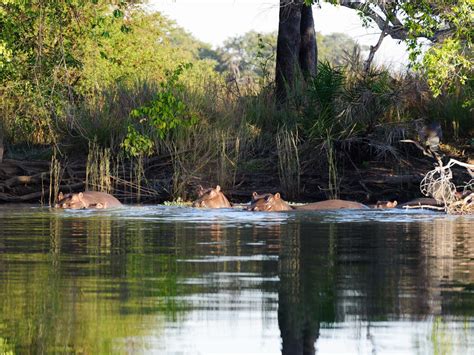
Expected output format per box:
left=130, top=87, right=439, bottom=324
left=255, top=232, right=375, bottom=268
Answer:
left=1, top=142, right=472, bottom=206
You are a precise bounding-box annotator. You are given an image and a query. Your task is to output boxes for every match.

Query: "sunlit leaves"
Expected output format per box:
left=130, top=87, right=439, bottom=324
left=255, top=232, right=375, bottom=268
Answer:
left=122, top=64, right=199, bottom=157
left=422, top=39, right=471, bottom=97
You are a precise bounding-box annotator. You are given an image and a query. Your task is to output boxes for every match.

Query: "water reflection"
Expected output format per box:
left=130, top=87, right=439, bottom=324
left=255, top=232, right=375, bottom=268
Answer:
left=0, top=206, right=472, bottom=353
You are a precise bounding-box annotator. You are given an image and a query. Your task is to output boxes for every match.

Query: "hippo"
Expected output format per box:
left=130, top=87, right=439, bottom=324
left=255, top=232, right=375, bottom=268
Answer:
left=192, top=185, right=232, bottom=208
left=373, top=200, right=398, bottom=209
left=247, top=192, right=369, bottom=212
left=55, top=191, right=122, bottom=209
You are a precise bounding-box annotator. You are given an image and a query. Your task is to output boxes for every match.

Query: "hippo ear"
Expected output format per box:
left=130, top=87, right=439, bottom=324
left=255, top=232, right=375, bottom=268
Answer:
left=274, top=193, right=281, bottom=200
left=215, top=185, right=221, bottom=192
left=197, top=185, right=204, bottom=197
left=58, top=192, right=64, bottom=200
left=96, top=202, right=104, bottom=209
left=78, top=192, right=84, bottom=199
left=392, top=200, right=398, bottom=207
left=252, top=192, right=258, bottom=199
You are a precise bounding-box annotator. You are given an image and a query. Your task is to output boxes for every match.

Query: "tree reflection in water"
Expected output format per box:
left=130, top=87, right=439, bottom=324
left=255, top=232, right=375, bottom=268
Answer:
left=278, top=222, right=334, bottom=355
left=275, top=217, right=474, bottom=354
left=0, top=206, right=472, bottom=354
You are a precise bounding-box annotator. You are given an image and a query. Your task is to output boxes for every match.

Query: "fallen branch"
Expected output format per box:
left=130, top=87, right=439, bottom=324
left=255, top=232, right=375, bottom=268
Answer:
left=2, top=172, right=50, bottom=189
left=0, top=182, right=84, bottom=202
left=402, top=204, right=445, bottom=211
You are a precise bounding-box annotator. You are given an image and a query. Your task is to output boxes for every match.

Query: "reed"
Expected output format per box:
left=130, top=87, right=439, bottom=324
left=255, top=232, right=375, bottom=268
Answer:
left=86, top=141, right=112, bottom=193
left=326, top=136, right=339, bottom=200
left=48, top=149, right=62, bottom=206
left=276, top=128, right=300, bottom=200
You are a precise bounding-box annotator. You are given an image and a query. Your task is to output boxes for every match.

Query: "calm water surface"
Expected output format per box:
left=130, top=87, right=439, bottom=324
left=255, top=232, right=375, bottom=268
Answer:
left=0, top=205, right=473, bottom=354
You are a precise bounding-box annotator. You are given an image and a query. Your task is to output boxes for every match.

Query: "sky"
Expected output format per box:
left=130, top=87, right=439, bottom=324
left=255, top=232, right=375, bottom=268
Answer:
left=146, top=0, right=410, bottom=70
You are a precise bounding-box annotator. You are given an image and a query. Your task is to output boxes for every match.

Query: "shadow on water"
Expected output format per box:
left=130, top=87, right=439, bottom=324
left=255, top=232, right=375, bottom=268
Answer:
left=0, top=205, right=473, bottom=353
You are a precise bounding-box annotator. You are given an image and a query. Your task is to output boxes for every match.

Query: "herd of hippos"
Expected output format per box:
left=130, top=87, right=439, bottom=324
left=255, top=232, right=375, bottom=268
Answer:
left=54, top=186, right=443, bottom=212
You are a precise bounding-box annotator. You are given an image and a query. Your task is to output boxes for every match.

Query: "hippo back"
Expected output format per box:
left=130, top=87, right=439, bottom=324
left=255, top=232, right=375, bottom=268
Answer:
left=295, top=199, right=369, bottom=210
left=55, top=191, right=122, bottom=209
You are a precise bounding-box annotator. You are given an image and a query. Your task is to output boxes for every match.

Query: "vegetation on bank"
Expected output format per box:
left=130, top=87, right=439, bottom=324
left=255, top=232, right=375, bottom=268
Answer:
left=0, top=2, right=472, bottom=205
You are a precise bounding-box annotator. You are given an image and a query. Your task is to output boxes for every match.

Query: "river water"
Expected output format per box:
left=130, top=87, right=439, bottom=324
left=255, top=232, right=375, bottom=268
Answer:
left=0, top=205, right=473, bottom=354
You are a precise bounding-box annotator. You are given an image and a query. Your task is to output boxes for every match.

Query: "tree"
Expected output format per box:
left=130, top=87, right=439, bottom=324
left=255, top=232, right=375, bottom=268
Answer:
left=210, top=31, right=362, bottom=84
left=333, top=0, right=472, bottom=99
left=211, top=31, right=277, bottom=84
left=0, top=1, right=129, bottom=143
left=275, top=0, right=317, bottom=103
left=275, top=0, right=472, bottom=104
left=0, top=1, right=216, bottom=144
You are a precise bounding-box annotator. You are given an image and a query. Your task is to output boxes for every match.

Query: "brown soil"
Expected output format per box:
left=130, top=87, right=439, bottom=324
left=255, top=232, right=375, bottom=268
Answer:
left=1, top=149, right=471, bottom=205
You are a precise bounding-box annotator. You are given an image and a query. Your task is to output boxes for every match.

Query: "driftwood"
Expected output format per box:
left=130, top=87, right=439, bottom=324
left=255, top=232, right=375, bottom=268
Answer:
left=2, top=172, right=49, bottom=189
left=362, top=174, right=422, bottom=185
left=0, top=182, right=84, bottom=202
left=402, top=204, right=445, bottom=211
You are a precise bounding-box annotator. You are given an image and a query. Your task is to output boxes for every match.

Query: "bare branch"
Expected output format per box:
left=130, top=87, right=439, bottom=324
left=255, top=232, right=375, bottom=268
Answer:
left=364, top=15, right=388, bottom=72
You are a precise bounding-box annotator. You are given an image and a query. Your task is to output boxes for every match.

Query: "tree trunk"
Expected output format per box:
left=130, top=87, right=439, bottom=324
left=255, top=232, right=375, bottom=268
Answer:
left=299, top=5, right=317, bottom=77
left=276, top=0, right=303, bottom=103
left=276, top=1, right=317, bottom=103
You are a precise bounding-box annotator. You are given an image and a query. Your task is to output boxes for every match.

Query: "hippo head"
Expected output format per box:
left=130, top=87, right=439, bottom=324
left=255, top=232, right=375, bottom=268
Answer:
left=55, top=192, right=87, bottom=209
left=192, top=185, right=231, bottom=208
left=247, top=192, right=293, bottom=212
left=375, top=200, right=398, bottom=209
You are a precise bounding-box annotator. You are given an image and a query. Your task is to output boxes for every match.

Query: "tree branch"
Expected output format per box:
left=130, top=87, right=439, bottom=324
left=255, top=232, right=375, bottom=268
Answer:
left=363, top=15, right=388, bottom=72
left=339, top=0, right=451, bottom=42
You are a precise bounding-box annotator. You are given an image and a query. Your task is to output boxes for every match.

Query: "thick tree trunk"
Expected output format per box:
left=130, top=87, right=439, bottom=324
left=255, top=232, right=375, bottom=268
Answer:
left=299, top=5, right=317, bottom=77
left=276, top=0, right=303, bottom=102
left=276, top=1, right=317, bottom=103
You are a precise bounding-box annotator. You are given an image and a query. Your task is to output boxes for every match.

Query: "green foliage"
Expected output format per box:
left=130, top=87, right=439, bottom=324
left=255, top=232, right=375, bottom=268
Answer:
left=0, top=1, right=123, bottom=143
left=402, top=0, right=473, bottom=99
left=422, top=39, right=471, bottom=97
left=268, top=60, right=410, bottom=141
left=79, top=11, right=215, bottom=95
left=122, top=64, right=198, bottom=157
left=305, top=62, right=345, bottom=137
left=121, top=126, right=154, bottom=158
left=0, top=2, right=216, bottom=145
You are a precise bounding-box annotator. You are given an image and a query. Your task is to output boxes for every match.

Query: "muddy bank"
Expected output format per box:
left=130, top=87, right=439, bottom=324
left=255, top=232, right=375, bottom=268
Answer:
left=1, top=151, right=471, bottom=206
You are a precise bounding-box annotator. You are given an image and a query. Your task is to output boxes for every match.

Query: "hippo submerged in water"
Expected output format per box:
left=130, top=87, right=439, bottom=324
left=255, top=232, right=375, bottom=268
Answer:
left=192, top=185, right=232, bottom=208
left=192, top=186, right=446, bottom=212
left=55, top=191, right=122, bottom=209
left=373, top=200, right=398, bottom=209
left=247, top=192, right=369, bottom=212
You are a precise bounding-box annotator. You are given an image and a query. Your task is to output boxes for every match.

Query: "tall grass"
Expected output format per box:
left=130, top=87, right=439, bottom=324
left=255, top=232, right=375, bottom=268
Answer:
left=86, top=141, right=112, bottom=193
left=276, top=128, right=301, bottom=199
left=428, top=89, right=473, bottom=139
left=48, top=149, right=62, bottom=206
left=325, top=137, right=339, bottom=199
